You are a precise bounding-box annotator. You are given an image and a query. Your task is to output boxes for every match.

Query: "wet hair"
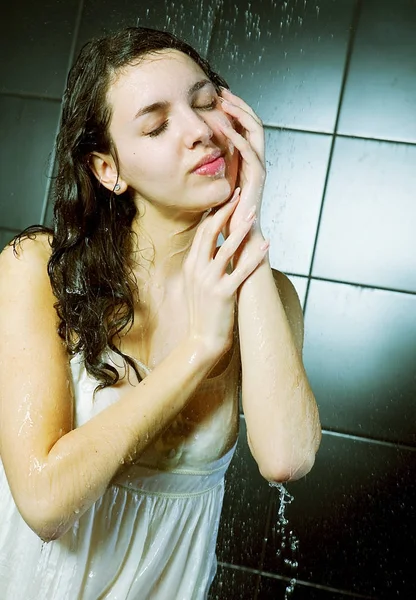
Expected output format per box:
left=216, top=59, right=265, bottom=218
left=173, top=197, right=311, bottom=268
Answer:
left=12, top=26, right=229, bottom=391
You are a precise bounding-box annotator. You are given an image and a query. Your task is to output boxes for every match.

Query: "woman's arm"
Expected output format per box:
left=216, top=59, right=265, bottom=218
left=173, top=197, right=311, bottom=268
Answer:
left=0, top=201, right=267, bottom=542
left=218, top=89, right=321, bottom=482
left=237, top=246, right=321, bottom=483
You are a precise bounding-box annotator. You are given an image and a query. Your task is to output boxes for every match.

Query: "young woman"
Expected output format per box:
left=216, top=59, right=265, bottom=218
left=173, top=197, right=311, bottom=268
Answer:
left=0, top=27, right=321, bottom=599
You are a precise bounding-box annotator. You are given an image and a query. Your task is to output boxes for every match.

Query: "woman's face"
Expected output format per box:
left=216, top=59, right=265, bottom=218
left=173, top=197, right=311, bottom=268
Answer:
left=106, top=49, right=239, bottom=213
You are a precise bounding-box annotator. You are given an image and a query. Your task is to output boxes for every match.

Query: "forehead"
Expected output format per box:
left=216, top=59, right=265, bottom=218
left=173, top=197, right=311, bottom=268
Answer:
left=108, top=50, right=208, bottom=105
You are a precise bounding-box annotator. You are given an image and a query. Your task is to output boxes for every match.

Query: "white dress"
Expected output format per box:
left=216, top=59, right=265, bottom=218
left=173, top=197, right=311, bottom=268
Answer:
left=0, top=347, right=240, bottom=600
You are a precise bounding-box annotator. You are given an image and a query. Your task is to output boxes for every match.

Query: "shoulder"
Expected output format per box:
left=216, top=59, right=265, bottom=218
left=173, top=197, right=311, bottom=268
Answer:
left=271, top=269, right=304, bottom=354
left=1, top=231, right=52, bottom=263
left=0, top=233, right=57, bottom=328
left=0, top=232, right=52, bottom=283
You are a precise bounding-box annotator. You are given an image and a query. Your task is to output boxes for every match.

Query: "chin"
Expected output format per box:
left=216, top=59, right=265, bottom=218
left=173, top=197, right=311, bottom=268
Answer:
left=210, top=177, right=236, bottom=206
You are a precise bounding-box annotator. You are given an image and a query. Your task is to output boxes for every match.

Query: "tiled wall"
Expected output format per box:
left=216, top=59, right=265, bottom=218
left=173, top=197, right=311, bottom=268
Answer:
left=1, top=1, right=415, bottom=599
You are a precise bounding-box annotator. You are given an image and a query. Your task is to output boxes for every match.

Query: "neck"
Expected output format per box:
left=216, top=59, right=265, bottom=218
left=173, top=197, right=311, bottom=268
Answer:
left=131, top=199, right=205, bottom=285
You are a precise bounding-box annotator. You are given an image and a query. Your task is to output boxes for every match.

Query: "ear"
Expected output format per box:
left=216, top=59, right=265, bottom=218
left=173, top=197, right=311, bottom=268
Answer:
left=89, top=152, right=128, bottom=194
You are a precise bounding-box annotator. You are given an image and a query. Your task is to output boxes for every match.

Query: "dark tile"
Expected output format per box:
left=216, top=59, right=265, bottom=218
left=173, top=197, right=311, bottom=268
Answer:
left=258, top=575, right=371, bottom=599
left=44, top=197, right=55, bottom=229
left=256, top=573, right=291, bottom=598
left=312, top=137, right=416, bottom=292
left=261, top=129, right=331, bottom=276
left=338, top=0, right=416, bottom=143
left=76, top=0, right=217, bottom=60
left=303, top=279, right=416, bottom=445
left=262, top=433, right=416, bottom=599
left=216, top=416, right=272, bottom=570
left=208, top=565, right=258, bottom=600
left=0, top=229, right=19, bottom=252
left=0, top=96, right=61, bottom=231
left=0, top=0, right=80, bottom=98
left=209, top=0, right=355, bottom=132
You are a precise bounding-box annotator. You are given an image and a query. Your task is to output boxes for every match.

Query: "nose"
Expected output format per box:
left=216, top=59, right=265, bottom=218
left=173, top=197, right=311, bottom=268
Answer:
left=181, top=108, right=213, bottom=148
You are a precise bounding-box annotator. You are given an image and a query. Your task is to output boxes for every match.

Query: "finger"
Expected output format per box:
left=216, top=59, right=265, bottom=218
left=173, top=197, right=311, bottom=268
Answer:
left=212, top=208, right=257, bottom=275
left=193, top=189, right=240, bottom=264
left=219, top=101, right=265, bottom=164
left=226, top=240, right=270, bottom=291
left=220, top=88, right=262, bottom=125
left=185, top=214, right=208, bottom=270
left=218, top=120, right=264, bottom=169
left=220, top=98, right=262, bottom=135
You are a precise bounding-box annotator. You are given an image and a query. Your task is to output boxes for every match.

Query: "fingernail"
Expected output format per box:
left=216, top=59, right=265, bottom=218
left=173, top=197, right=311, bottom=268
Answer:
left=245, top=206, right=256, bottom=221
left=230, top=187, right=240, bottom=202
left=260, top=239, right=270, bottom=251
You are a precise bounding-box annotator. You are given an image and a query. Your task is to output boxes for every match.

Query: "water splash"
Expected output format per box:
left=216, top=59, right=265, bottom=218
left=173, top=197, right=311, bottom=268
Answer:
left=269, top=482, right=299, bottom=599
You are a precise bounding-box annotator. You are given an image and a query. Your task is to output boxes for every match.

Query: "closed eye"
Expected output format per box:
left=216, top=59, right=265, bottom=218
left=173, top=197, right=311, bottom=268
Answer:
left=147, top=121, right=169, bottom=138
left=146, top=99, right=218, bottom=138
left=194, top=99, right=218, bottom=111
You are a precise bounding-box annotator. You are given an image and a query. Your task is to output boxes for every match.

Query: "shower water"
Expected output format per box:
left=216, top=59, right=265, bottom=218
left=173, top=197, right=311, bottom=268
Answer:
left=269, top=482, right=299, bottom=599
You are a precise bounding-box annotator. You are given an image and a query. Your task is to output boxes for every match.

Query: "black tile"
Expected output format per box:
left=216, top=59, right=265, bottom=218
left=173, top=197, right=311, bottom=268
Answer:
left=0, top=96, right=61, bottom=231
left=338, top=0, right=416, bottom=144
left=0, top=0, right=80, bottom=98
left=257, top=574, right=291, bottom=599
left=258, top=575, right=372, bottom=599
left=44, top=198, right=54, bottom=229
left=303, top=279, right=416, bottom=445
left=261, top=129, right=331, bottom=276
left=262, top=433, right=416, bottom=599
left=76, top=0, right=217, bottom=61
left=216, top=416, right=272, bottom=570
left=0, top=229, right=19, bottom=252
left=209, top=0, right=355, bottom=132
left=208, top=565, right=258, bottom=600
left=312, top=137, right=416, bottom=292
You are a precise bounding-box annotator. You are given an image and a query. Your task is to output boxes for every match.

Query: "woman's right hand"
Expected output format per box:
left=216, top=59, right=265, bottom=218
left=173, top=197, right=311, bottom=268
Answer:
left=183, top=188, right=269, bottom=360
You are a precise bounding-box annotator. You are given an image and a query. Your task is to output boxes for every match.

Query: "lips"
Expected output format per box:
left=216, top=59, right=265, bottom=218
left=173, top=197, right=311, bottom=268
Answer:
left=191, top=150, right=225, bottom=176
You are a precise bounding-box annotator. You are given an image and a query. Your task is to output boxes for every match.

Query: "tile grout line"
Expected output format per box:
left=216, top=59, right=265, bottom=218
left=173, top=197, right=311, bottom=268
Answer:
left=217, top=561, right=377, bottom=599
left=302, top=0, right=364, bottom=317
left=238, top=413, right=415, bottom=452
left=285, top=272, right=416, bottom=297
left=262, top=125, right=416, bottom=148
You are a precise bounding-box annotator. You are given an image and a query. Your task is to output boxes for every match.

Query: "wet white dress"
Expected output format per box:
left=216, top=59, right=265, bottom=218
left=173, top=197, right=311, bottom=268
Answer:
left=0, top=347, right=240, bottom=600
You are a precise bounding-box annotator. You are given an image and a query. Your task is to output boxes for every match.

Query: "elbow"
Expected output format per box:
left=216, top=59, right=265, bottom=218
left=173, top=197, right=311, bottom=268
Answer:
left=253, top=428, right=321, bottom=483
left=247, top=431, right=319, bottom=483
left=258, top=450, right=317, bottom=483
left=26, top=513, right=72, bottom=543
left=19, top=498, right=73, bottom=542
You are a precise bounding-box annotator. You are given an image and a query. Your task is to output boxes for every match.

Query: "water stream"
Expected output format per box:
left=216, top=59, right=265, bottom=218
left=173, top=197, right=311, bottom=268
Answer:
left=269, top=482, right=299, bottom=599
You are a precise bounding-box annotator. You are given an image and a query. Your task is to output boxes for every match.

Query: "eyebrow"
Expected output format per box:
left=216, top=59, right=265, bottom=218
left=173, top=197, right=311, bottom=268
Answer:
left=133, top=79, right=214, bottom=120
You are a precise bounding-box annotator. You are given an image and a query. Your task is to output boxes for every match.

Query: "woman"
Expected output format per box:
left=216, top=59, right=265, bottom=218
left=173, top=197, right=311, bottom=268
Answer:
left=0, top=27, right=321, bottom=599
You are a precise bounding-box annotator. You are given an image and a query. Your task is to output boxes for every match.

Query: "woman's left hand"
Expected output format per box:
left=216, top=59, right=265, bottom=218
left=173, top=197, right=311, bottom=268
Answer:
left=218, top=88, right=266, bottom=239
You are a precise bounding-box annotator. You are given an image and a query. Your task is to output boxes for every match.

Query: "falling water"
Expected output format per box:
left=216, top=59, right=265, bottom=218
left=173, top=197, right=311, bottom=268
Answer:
left=269, top=482, right=299, bottom=599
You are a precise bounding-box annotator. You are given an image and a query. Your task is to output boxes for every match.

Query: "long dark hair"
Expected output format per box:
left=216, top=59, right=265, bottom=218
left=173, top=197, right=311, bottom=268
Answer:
left=12, top=27, right=228, bottom=391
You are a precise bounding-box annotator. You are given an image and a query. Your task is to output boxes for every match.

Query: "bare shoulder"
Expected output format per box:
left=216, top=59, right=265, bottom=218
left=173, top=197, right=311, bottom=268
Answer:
left=0, top=231, right=73, bottom=495
left=0, top=231, right=61, bottom=351
left=271, top=269, right=304, bottom=354
left=0, top=231, right=52, bottom=270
